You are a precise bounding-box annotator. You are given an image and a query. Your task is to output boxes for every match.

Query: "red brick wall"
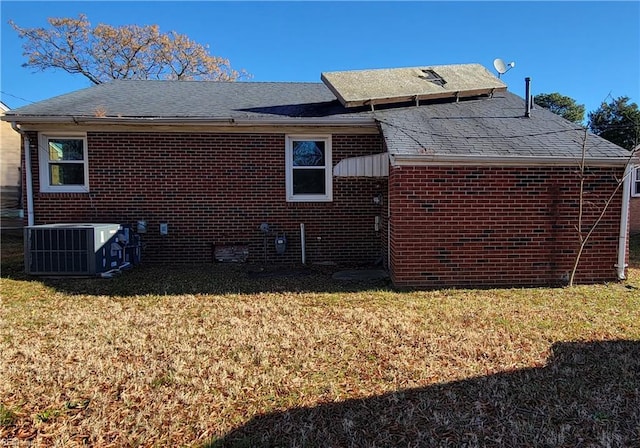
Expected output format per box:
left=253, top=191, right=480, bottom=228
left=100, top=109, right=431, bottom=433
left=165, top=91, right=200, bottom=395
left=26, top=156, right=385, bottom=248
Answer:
left=389, top=165, right=626, bottom=288
left=629, top=197, right=640, bottom=235
left=26, top=131, right=387, bottom=265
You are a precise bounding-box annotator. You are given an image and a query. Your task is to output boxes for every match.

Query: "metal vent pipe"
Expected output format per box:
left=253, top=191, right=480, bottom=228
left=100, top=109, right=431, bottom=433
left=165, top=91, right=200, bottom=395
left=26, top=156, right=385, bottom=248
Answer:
left=525, top=77, right=532, bottom=118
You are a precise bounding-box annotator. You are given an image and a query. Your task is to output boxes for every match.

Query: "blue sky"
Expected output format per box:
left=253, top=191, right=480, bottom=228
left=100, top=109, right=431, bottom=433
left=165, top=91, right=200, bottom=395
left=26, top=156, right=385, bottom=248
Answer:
left=1, top=1, right=638, bottom=116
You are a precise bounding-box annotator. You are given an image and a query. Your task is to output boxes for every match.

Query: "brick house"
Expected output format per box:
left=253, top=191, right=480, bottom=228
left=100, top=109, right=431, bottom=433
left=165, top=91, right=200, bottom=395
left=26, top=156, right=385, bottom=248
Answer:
left=1, top=64, right=633, bottom=287
left=631, top=167, right=640, bottom=235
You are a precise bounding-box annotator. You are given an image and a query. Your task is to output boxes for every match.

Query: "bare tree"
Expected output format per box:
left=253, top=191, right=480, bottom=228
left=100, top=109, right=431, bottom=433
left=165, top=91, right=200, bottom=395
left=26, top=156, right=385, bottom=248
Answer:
left=9, top=14, right=247, bottom=84
left=570, top=129, right=638, bottom=286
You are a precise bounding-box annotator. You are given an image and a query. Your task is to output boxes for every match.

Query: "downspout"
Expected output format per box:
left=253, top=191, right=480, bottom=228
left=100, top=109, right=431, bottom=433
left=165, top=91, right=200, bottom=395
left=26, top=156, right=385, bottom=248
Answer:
left=11, top=123, right=34, bottom=226
left=616, top=163, right=632, bottom=280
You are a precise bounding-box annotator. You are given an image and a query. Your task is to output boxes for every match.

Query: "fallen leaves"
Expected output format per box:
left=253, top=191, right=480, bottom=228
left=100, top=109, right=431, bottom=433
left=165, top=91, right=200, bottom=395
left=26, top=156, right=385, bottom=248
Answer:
left=1, top=237, right=639, bottom=446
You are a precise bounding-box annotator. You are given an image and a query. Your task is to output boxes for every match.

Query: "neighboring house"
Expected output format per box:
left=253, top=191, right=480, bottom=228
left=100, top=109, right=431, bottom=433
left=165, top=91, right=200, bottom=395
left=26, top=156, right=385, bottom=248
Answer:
left=0, top=101, right=22, bottom=213
left=631, top=166, right=640, bottom=235
left=1, top=63, right=633, bottom=287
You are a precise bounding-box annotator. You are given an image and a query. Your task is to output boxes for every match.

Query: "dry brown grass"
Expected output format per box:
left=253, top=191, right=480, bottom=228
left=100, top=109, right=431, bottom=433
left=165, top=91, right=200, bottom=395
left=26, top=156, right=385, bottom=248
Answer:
left=1, top=233, right=639, bottom=447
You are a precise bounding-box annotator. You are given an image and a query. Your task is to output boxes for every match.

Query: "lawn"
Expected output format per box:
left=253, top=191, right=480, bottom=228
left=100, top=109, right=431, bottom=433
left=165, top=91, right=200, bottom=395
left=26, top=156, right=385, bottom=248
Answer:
left=1, top=233, right=639, bottom=447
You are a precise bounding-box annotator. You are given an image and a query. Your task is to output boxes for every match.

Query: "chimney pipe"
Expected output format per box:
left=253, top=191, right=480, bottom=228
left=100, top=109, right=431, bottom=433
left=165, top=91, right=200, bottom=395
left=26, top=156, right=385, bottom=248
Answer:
left=525, top=77, right=532, bottom=118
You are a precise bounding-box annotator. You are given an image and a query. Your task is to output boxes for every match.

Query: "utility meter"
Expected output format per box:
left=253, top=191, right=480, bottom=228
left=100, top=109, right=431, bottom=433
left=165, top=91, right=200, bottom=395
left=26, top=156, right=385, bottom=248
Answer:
left=275, top=234, right=287, bottom=255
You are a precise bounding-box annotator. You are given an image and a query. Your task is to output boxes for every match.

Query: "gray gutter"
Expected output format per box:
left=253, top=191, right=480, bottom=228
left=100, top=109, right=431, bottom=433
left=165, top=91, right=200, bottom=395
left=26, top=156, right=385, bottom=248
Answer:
left=0, top=115, right=377, bottom=127
left=390, top=153, right=630, bottom=167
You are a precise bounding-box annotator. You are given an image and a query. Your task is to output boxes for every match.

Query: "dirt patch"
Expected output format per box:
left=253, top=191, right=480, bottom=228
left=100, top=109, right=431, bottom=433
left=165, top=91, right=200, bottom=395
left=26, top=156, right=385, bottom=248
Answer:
left=246, top=268, right=312, bottom=279
left=332, top=269, right=389, bottom=281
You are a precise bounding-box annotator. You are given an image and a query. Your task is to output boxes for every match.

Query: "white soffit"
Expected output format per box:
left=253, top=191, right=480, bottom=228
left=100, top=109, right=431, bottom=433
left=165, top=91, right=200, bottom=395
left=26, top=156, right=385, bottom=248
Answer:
left=321, top=63, right=507, bottom=108
left=334, top=153, right=389, bottom=177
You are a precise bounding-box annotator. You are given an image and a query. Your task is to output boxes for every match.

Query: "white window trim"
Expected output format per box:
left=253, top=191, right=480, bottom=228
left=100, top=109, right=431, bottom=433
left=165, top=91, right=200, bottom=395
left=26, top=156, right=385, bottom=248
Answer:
left=38, top=132, right=89, bottom=193
left=632, top=166, right=640, bottom=198
left=285, top=135, right=333, bottom=202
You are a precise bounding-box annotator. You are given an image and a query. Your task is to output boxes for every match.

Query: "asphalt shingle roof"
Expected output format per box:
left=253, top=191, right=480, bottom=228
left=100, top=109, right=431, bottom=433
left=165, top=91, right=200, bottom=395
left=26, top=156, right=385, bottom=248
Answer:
left=7, top=80, right=350, bottom=119
left=376, top=92, right=630, bottom=160
left=5, top=79, right=630, bottom=161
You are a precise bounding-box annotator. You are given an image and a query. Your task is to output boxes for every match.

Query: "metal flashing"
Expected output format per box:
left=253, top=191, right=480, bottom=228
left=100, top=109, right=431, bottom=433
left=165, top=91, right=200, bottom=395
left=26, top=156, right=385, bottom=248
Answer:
left=333, top=152, right=389, bottom=177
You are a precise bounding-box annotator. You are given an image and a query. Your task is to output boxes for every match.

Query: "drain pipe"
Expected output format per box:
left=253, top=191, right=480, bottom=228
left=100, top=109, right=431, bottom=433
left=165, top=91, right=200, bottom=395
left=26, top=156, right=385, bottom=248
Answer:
left=616, top=163, right=632, bottom=280
left=300, top=223, right=306, bottom=265
left=11, top=122, right=34, bottom=226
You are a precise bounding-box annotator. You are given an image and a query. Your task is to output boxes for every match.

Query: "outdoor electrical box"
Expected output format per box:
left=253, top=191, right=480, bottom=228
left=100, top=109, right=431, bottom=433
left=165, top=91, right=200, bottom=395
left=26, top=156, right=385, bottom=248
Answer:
left=275, top=234, right=287, bottom=255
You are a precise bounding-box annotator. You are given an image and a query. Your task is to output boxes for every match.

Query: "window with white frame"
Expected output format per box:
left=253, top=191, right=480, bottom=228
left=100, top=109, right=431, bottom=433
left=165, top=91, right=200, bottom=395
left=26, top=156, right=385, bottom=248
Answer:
left=633, top=166, right=640, bottom=197
left=285, top=135, right=332, bottom=202
left=38, top=133, right=89, bottom=192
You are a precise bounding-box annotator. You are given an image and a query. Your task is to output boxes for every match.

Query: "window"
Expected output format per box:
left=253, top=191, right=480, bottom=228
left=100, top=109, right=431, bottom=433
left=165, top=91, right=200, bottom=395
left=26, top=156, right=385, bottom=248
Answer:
left=38, top=133, right=89, bottom=193
left=633, top=167, right=640, bottom=198
left=285, top=135, right=332, bottom=202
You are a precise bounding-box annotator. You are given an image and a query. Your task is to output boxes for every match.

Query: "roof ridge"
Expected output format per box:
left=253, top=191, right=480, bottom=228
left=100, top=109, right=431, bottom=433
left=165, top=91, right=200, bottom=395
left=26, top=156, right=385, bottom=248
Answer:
left=107, top=79, right=324, bottom=85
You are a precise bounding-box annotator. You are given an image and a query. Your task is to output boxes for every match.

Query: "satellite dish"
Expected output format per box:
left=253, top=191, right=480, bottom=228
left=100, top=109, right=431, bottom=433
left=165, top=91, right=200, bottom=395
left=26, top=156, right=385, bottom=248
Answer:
left=494, top=58, right=507, bottom=74
left=493, top=58, right=515, bottom=78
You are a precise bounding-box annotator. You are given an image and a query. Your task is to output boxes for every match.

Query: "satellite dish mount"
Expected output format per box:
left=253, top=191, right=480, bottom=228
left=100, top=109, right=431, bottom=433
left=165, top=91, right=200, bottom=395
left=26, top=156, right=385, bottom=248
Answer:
left=493, top=58, right=515, bottom=78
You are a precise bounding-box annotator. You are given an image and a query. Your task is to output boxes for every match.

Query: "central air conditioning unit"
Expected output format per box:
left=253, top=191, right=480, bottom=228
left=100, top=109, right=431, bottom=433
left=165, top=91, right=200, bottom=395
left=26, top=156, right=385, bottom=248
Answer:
left=24, top=223, right=128, bottom=276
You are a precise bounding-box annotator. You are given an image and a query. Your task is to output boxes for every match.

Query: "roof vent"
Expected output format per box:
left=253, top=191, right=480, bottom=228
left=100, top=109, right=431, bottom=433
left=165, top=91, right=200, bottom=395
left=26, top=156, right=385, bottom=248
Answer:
left=419, top=69, right=447, bottom=87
